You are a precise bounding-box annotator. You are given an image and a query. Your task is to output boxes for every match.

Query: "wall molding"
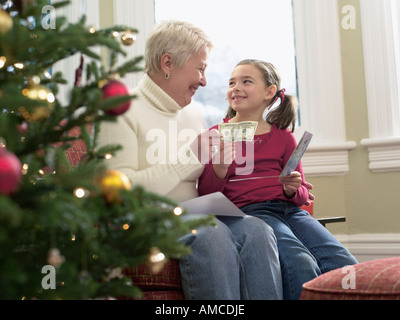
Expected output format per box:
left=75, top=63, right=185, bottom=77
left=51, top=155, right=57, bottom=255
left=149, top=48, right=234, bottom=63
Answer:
left=335, top=233, right=400, bottom=263
left=302, top=141, right=357, bottom=176
left=361, top=137, right=400, bottom=173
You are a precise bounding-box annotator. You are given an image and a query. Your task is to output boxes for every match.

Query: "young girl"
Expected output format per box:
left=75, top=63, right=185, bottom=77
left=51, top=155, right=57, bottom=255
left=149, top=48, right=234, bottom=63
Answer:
left=198, top=59, right=357, bottom=300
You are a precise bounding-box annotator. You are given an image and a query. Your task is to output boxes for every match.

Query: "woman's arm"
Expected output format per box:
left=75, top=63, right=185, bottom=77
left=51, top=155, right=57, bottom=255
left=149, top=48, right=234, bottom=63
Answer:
left=97, top=115, right=204, bottom=197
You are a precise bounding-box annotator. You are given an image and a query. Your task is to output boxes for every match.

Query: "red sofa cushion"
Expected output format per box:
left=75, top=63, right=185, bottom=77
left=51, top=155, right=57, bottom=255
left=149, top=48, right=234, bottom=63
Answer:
left=124, top=259, right=182, bottom=291
left=300, top=257, right=400, bottom=300
left=64, top=125, right=91, bottom=167
left=300, top=200, right=313, bottom=215
left=123, top=259, right=184, bottom=300
left=139, top=290, right=184, bottom=300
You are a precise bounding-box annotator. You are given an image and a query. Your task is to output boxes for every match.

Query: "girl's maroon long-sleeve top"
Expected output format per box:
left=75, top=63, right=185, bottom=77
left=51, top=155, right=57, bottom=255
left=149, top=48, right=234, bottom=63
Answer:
left=198, top=120, right=310, bottom=209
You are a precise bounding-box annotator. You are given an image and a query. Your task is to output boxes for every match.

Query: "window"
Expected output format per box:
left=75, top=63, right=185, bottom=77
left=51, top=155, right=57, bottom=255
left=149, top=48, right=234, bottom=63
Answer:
left=110, top=0, right=355, bottom=177
left=360, top=0, right=400, bottom=173
left=52, top=0, right=356, bottom=177
left=155, top=0, right=297, bottom=128
left=52, top=0, right=100, bottom=106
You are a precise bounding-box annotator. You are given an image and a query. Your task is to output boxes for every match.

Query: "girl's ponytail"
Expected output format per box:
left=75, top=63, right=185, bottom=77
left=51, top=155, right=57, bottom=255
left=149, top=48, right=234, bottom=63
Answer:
left=225, top=106, right=236, bottom=119
left=265, top=89, right=298, bottom=133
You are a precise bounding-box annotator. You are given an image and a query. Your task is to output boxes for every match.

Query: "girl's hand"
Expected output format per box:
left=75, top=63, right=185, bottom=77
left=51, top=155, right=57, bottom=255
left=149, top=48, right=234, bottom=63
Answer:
left=190, top=129, right=222, bottom=164
left=304, top=181, right=315, bottom=206
left=212, top=141, right=236, bottom=180
left=278, top=171, right=302, bottom=198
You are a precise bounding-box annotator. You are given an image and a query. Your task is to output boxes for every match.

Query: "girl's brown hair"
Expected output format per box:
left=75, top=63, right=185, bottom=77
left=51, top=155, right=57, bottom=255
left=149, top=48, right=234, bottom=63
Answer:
left=225, top=59, right=298, bottom=132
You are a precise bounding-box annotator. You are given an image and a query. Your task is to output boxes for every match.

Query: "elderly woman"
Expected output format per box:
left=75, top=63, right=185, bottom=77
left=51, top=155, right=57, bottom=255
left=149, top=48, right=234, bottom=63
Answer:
left=97, top=20, right=282, bottom=300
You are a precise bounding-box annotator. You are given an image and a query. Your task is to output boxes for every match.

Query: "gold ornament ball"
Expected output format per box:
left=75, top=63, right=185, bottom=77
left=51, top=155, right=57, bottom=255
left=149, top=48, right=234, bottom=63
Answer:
left=121, top=31, right=136, bottom=46
left=147, top=247, right=166, bottom=274
left=96, top=169, right=131, bottom=203
left=47, top=248, right=65, bottom=268
left=20, top=82, right=55, bottom=122
left=0, top=10, right=13, bottom=34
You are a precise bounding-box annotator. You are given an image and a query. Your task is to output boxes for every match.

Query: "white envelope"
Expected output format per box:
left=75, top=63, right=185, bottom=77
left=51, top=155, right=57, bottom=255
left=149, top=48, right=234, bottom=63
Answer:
left=180, top=192, right=245, bottom=217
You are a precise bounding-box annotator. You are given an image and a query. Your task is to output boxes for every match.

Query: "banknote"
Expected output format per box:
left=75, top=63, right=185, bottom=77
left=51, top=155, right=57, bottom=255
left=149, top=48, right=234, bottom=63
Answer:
left=218, top=121, right=258, bottom=142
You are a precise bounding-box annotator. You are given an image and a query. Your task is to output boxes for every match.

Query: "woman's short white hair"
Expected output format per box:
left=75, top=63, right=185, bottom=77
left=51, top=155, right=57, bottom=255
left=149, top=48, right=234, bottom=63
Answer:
left=144, top=20, right=213, bottom=75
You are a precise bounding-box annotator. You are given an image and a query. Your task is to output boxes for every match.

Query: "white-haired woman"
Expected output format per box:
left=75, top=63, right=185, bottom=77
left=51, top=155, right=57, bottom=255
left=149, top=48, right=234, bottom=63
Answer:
left=98, top=20, right=283, bottom=300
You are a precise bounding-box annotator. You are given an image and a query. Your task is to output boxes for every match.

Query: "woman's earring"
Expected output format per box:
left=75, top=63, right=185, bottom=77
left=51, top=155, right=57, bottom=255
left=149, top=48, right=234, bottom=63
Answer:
left=165, top=73, right=170, bottom=80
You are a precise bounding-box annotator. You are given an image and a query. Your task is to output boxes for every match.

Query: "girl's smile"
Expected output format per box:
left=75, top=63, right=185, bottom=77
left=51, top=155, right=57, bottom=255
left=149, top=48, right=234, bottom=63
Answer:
left=232, top=95, right=247, bottom=102
left=227, top=64, right=273, bottom=117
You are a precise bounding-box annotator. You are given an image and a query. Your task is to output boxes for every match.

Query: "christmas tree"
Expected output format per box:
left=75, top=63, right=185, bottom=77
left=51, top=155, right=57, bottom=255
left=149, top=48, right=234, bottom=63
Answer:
left=0, top=0, right=213, bottom=300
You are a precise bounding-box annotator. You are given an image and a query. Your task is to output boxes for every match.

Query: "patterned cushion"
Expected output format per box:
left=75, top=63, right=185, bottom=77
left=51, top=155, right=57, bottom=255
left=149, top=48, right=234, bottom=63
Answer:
left=65, top=125, right=91, bottom=167
left=140, top=290, right=185, bottom=300
left=300, top=257, right=400, bottom=300
left=123, top=259, right=184, bottom=300
left=124, top=259, right=182, bottom=290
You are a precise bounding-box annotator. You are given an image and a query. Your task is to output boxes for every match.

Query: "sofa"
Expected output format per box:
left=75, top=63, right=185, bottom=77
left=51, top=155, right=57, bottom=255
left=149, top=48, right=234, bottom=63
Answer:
left=64, top=125, right=319, bottom=300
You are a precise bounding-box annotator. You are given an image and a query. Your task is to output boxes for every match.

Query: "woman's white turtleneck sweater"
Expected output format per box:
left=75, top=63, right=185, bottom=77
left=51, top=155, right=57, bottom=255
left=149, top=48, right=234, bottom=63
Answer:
left=97, top=73, right=206, bottom=202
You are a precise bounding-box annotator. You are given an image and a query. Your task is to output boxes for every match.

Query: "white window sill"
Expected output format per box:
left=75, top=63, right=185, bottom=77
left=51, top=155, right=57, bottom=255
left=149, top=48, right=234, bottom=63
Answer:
left=302, top=141, right=357, bottom=177
left=361, top=137, right=400, bottom=173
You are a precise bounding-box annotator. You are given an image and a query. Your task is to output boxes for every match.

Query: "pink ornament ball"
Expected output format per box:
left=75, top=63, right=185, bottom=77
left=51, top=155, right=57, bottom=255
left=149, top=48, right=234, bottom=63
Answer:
left=101, top=80, right=132, bottom=116
left=0, top=147, right=22, bottom=196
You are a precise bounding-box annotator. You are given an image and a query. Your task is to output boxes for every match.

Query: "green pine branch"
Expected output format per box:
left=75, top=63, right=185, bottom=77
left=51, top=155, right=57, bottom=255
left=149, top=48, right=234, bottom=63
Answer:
left=0, top=0, right=214, bottom=300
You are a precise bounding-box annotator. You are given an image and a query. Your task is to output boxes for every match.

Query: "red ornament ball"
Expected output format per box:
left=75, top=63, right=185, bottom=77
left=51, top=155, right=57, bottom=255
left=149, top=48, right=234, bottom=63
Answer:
left=101, top=80, right=132, bottom=116
left=0, top=147, right=23, bottom=195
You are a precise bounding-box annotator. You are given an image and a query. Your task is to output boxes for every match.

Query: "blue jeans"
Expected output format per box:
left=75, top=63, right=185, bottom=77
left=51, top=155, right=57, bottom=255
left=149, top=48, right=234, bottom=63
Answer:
left=241, top=201, right=358, bottom=300
left=179, top=215, right=283, bottom=300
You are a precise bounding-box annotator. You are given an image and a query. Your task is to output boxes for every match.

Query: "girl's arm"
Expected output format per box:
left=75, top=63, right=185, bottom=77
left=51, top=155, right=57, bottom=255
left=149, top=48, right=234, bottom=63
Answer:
left=279, top=168, right=310, bottom=207
left=198, top=163, right=227, bottom=196
left=212, top=141, right=235, bottom=179
left=279, top=171, right=302, bottom=198
left=198, top=138, right=235, bottom=196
